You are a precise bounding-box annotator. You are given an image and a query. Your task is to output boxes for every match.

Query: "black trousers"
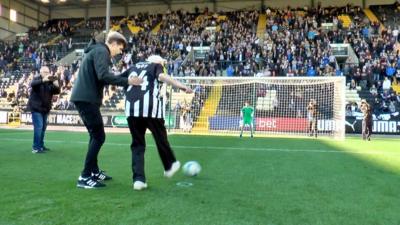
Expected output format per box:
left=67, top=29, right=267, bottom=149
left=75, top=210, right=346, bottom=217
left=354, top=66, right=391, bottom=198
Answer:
left=127, top=117, right=176, bottom=183
left=308, top=119, right=317, bottom=137
left=74, top=102, right=105, bottom=177
left=362, top=119, right=372, bottom=140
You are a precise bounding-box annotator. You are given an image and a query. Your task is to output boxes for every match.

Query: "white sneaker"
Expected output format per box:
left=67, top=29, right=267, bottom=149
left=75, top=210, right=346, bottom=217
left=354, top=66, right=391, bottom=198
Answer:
left=164, top=161, right=181, bottom=178
left=133, top=181, right=148, bottom=190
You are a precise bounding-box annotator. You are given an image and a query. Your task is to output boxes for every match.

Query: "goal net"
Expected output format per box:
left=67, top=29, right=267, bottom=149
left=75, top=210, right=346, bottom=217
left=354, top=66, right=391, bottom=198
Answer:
left=165, top=77, right=346, bottom=139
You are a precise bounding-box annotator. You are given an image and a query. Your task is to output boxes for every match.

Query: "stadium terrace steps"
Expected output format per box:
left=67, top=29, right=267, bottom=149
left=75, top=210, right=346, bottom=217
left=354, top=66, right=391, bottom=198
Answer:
left=111, top=24, right=121, bottom=31
left=47, top=19, right=86, bottom=46
left=256, top=90, right=276, bottom=111
left=358, top=90, right=375, bottom=104
left=151, top=22, right=162, bottom=35
left=171, top=92, right=195, bottom=109
left=346, top=88, right=362, bottom=104
left=338, top=15, right=352, bottom=28
left=110, top=17, right=127, bottom=32
left=393, top=82, right=400, bottom=95
left=256, top=14, right=267, bottom=39
left=363, top=8, right=380, bottom=23
left=192, top=82, right=222, bottom=132
left=363, top=8, right=385, bottom=30
left=47, top=35, right=64, bottom=46
left=73, top=20, right=86, bottom=28
left=127, top=19, right=145, bottom=35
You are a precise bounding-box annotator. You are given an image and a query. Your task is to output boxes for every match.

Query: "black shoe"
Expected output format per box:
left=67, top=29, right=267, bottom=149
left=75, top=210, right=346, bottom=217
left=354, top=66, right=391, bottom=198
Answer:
left=92, top=170, right=112, bottom=181
left=42, top=146, right=51, bottom=151
left=32, top=148, right=45, bottom=154
left=77, top=176, right=106, bottom=189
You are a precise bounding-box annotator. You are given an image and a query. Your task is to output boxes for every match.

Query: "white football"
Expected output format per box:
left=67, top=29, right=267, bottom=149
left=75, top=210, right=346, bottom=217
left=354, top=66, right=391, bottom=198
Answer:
left=182, top=161, right=201, bottom=177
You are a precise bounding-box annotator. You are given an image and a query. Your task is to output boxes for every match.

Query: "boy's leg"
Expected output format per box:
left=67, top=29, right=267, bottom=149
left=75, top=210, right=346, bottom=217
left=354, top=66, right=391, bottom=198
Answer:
left=127, top=117, right=148, bottom=183
left=147, top=118, right=177, bottom=171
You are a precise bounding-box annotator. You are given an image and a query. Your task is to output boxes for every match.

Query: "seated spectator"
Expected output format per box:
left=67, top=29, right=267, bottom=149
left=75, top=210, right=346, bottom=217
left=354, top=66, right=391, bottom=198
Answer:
left=388, top=100, right=396, bottom=113
left=396, top=65, right=400, bottom=82
left=350, top=79, right=357, bottom=90
left=286, top=69, right=294, bottom=77
left=335, top=67, right=343, bottom=76
left=226, top=65, right=234, bottom=77
left=381, top=90, right=391, bottom=101
left=386, top=63, right=396, bottom=78
left=370, top=84, right=378, bottom=97
left=0, top=55, right=7, bottom=71
left=380, top=100, right=389, bottom=112
left=351, top=102, right=358, bottom=115
left=307, top=66, right=316, bottom=77
left=382, top=76, right=391, bottom=91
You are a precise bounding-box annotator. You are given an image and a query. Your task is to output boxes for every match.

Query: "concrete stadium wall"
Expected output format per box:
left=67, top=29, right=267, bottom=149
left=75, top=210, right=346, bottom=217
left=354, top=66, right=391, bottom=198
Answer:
left=365, top=0, right=397, bottom=5
left=0, top=0, right=49, bottom=39
left=49, top=0, right=396, bottom=19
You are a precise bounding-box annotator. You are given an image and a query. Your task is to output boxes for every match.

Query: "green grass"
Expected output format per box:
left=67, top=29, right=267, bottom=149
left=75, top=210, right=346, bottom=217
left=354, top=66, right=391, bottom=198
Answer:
left=0, top=129, right=400, bottom=225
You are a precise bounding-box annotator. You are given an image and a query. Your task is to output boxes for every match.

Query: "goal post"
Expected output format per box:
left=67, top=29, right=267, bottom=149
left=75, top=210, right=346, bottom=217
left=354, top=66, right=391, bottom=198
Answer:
left=166, top=76, right=346, bottom=139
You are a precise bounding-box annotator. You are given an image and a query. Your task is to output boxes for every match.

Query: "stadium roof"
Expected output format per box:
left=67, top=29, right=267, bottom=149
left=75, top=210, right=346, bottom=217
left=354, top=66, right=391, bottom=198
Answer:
left=34, top=0, right=218, bottom=8
left=33, top=0, right=393, bottom=9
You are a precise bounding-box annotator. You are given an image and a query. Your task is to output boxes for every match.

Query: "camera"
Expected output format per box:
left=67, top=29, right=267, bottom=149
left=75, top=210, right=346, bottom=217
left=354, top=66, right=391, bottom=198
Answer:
left=46, top=75, right=57, bottom=81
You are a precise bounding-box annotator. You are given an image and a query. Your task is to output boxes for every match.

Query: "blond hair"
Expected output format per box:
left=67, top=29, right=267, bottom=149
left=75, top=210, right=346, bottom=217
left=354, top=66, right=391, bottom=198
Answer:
left=106, top=31, right=127, bottom=47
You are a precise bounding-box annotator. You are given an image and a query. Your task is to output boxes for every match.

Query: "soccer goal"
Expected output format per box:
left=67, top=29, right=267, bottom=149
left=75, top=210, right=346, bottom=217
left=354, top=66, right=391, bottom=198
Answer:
left=166, top=76, right=346, bottom=139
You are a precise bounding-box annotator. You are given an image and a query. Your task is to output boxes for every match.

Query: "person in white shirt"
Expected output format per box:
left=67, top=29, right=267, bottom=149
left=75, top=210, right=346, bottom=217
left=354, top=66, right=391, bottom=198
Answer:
left=393, top=26, right=399, bottom=38
left=382, top=77, right=391, bottom=91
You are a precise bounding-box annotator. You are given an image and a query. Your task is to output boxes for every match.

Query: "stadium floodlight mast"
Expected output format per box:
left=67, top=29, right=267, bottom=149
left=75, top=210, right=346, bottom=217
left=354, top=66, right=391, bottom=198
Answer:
left=106, top=0, right=111, bottom=33
left=169, top=76, right=346, bottom=140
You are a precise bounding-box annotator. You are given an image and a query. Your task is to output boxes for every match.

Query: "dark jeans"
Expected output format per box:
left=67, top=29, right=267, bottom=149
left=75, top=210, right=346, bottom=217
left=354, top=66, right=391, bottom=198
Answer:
left=74, top=102, right=105, bottom=177
left=362, top=119, right=372, bottom=140
left=127, top=117, right=176, bottom=183
left=31, top=112, right=48, bottom=150
left=308, top=118, right=318, bottom=137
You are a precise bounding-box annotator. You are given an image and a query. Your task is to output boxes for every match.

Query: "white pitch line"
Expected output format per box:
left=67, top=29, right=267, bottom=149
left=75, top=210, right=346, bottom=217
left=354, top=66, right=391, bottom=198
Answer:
left=0, top=137, right=398, bottom=156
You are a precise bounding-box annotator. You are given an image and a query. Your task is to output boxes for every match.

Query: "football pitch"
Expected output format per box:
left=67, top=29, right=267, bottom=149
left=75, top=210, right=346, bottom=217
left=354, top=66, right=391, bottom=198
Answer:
left=0, top=128, right=399, bottom=225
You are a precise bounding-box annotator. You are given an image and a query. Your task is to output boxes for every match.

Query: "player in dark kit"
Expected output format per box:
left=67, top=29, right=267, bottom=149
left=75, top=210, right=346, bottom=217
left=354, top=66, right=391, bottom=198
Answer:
left=123, top=55, right=193, bottom=190
left=307, top=99, right=318, bottom=138
left=71, top=31, right=143, bottom=189
left=361, top=99, right=372, bottom=141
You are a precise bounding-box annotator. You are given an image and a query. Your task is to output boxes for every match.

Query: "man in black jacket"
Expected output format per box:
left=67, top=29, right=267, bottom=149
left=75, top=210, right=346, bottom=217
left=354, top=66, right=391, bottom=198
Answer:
left=71, top=31, right=142, bottom=189
left=27, top=66, right=60, bottom=153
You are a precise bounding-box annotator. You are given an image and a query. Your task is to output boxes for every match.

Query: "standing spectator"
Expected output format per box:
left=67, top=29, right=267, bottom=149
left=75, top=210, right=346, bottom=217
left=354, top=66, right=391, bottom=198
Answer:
left=226, top=65, right=235, bottom=77
left=386, top=63, right=396, bottom=79
left=382, top=76, right=391, bottom=91
left=307, top=99, right=318, bottom=138
left=27, top=65, right=60, bottom=153
left=360, top=100, right=372, bottom=141
left=71, top=32, right=142, bottom=189
left=0, top=55, right=7, bottom=71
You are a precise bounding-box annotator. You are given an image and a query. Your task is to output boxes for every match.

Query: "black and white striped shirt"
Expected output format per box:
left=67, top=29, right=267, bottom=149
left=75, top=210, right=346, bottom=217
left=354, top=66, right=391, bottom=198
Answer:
left=125, top=62, right=165, bottom=118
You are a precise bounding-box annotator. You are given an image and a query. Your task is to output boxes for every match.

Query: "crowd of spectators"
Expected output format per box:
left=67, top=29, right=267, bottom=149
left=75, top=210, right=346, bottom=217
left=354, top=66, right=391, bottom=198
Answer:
left=0, top=4, right=399, bottom=117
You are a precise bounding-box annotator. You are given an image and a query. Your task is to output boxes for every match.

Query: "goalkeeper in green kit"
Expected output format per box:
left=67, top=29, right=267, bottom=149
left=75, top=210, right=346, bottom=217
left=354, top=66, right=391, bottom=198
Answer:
left=240, top=101, right=254, bottom=138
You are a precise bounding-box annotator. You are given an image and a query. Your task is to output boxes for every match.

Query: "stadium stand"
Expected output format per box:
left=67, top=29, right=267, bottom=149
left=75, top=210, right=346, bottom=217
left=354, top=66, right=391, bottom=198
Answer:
left=0, top=3, right=399, bottom=124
